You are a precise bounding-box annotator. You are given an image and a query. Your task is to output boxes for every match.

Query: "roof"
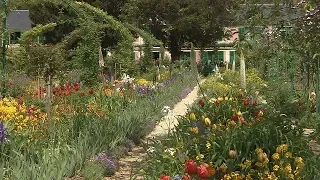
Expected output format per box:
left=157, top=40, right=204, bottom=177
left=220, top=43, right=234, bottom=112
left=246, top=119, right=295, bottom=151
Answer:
left=6, top=10, right=33, bottom=32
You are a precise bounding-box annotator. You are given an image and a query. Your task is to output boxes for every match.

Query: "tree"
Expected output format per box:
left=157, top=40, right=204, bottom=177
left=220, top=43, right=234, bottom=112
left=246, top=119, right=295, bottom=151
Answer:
left=79, top=0, right=128, bottom=20
left=123, top=0, right=236, bottom=62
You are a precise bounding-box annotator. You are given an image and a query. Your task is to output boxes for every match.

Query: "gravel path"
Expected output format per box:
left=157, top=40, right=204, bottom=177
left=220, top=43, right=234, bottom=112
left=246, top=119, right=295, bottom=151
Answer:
left=105, top=80, right=204, bottom=180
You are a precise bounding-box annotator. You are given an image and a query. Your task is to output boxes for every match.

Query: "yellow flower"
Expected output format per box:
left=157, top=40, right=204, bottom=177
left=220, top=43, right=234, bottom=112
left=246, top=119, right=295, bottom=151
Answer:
left=285, top=152, right=292, bottom=158
left=229, top=97, right=233, bottom=101
left=218, top=97, right=224, bottom=101
left=273, top=165, right=280, bottom=171
left=206, top=141, right=211, bottom=149
left=276, top=144, right=288, bottom=153
left=288, top=174, right=294, bottom=179
left=272, top=153, right=280, bottom=160
left=189, top=113, right=196, bottom=121
left=189, top=127, right=199, bottom=134
left=204, top=118, right=211, bottom=126
left=255, top=148, right=263, bottom=154
left=228, top=150, right=237, bottom=159
left=285, top=164, right=292, bottom=173
left=212, top=124, right=217, bottom=130
left=196, top=154, right=204, bottom=160
left=224, top=97, right=229, bottom=101
left=255, top=162, right=263, bottom=167
left=258, top=110, right=264, bottom=116
left=237, top=111, right=242, bottom=116
left=240, top=160, right=251, bottom=169
left=295, top=157, right=304, bottom=168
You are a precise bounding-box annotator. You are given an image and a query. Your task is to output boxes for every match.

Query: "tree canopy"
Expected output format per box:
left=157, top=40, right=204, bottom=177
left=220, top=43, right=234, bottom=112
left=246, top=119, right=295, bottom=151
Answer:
left=122, top=0, right=237, bottom=61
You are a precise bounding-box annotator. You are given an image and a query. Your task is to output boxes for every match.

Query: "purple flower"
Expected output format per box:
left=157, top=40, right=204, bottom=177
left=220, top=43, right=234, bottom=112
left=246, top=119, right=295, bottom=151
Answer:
left=94, top=152, right=119, bottom=175
left=173, top=175, right=181, bottom=180
left=0, top=122, right=7, bottom=143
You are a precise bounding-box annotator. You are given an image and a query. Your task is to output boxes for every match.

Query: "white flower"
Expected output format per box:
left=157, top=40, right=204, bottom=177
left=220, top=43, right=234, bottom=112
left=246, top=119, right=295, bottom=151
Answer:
left=161, top=106, right=171, bottom=116
left=164, top=148, right=176, bottom=156
left=209, top=98, right=217, bottom=104
left=261, top=100, right=267, bottom=104
left=147, top=146, right=155, bottom=153
left=122, top=73, right=135, bottom=83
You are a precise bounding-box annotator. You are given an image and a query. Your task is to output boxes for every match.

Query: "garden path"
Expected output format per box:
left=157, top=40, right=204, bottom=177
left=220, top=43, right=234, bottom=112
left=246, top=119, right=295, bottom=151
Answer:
left=104, top=79, right=205, bottom=180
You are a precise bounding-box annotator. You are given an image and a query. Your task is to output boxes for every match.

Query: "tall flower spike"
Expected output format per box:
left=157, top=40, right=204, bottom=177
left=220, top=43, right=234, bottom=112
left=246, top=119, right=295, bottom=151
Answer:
left=0, top=122, right=8, bottom=143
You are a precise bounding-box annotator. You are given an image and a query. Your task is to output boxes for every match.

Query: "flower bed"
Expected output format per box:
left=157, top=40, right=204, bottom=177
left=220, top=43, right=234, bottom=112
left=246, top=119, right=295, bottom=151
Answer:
left=139, top=71, right=320, bottom=180
left=0, top=70, right=198, bottom=179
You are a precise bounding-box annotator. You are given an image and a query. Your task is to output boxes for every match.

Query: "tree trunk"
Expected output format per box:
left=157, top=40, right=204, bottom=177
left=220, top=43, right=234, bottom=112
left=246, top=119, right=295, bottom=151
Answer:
left=168, top=30, right=181, bottom=63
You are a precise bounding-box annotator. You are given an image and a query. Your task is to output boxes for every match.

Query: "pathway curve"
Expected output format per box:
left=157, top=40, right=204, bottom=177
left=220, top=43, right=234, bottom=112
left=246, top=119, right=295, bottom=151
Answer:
left=105, top=80, right=204, bottom=180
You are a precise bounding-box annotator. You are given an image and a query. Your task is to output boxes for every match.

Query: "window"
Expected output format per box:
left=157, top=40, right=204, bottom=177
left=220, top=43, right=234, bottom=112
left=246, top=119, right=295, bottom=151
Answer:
left=10, top=32, right=21, bottom=44
left=218, top=51, right=224, bottom=63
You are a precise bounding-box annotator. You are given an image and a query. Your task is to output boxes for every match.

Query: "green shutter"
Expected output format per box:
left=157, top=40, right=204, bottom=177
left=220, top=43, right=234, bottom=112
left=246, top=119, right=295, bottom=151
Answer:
left=230, top=51, right=235, bottom=64
left=203, top=51, right=209, bottom=61
left=218, top=51, right=224, bottom=62
left=239, top=27, right=246, bottom=41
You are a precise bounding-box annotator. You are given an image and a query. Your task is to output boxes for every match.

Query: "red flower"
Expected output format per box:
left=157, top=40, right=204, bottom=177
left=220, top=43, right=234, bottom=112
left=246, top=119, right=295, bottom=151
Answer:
left=254, top=111, right=259, bottom=117
left=185, top=160, right=197, bottom=175
left=240, top=117, right=245, bottom=124
left=199, top=99, right=205, bottom=107
left=238, top=93, right=243, bottom=98
left=197, top=165, right=211, bottom=179
left=89, top=89, right=94, bottom=95
left=253, top=100, right=258, bottom=105
left=182, top=174, right=191, bottom=180
left=232, top=114, right=238, bottom=121
left=160, top=175, right=170, bottom=180
left=215, top=99, right=220, bottom=104
left=244, top=99, right=249, bottom=106
left=80, top=92, right=86, bottom=96
left=74, top=83, right=80, bottom=91
left=17, top=98, right=24, bottom=105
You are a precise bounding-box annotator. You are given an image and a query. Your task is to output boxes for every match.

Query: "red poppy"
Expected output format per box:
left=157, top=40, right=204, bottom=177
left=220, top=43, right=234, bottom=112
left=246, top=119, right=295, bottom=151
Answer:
left=197, top=165, right=211, bottom=179
left=253, top=111, right=259, bottom=117
left=243, top=99, right=249, bottom=106
left=160, top=175, right=170, bottom=180
left=89, top=89, right=94, bottom=95
left=185, top=159, right=197, bottom=175
left=80, top=92, right=86, bottom=96
left=238, top=93, right=243, bottom=98
left=199, top=99, right=205, bottom=107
